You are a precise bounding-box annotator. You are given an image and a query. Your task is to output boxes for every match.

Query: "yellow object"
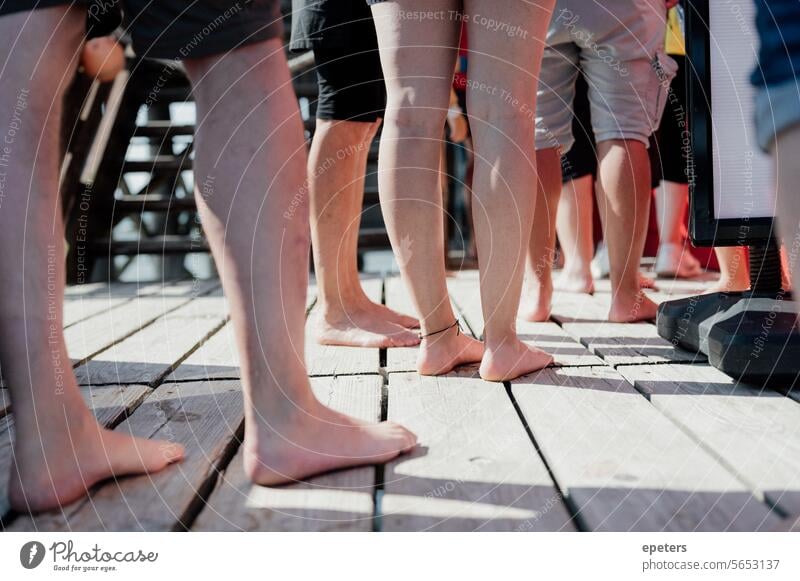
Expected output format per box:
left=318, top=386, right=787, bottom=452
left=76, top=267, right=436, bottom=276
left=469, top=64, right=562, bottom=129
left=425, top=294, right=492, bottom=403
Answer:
left=665, top=7, right=685, bottom=56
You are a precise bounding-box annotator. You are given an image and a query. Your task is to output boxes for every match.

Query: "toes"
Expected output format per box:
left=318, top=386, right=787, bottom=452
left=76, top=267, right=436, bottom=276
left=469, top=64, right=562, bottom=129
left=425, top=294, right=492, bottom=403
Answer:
left=387, top=423, right=418, bottom=452
left=160, top=442, right=186, bottom=465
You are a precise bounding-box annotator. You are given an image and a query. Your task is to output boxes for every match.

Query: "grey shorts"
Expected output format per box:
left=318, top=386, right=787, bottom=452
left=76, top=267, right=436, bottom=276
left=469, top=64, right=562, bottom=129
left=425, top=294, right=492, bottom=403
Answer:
left=535, top=0, right=677, bottom=152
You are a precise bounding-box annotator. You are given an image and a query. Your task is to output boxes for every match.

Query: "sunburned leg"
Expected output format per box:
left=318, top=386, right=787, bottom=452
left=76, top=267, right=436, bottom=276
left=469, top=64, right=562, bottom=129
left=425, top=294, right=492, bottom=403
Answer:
left=464, top=0, right=555, bottom=381
left=183, top=38, right=415, bottom=485
left=709, top=246, right=750, bottom=293
left=0, top=7, right=184, bottom=514
left=768, top=126, right=800, bottom=291
left=521, top=147, right=562, bottom=321
left=596, top=139, right=659, bottom=322
left=371, top=0, right=482, bottom=375
left=554, top=174, right=596, bottom=294
left=654, top=180, right=702, bottom=278
left=309, top=119, right=419, bottom=348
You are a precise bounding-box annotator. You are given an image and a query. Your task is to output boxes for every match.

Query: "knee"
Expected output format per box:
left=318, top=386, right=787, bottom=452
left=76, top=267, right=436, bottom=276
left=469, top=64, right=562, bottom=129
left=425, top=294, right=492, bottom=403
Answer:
left=317, top=119, right=377, bottom=147
left=470, top=106, right=536, bottom=142
left=383, top=89, right=447, bottom=139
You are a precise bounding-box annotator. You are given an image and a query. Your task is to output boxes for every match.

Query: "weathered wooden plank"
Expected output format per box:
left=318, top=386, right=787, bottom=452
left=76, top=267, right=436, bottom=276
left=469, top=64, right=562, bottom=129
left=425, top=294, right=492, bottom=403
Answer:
left=192, top=375, right=382, bottom=531
left=136, top=279, right=221, bottom=298
left=561, top=322, right=703, bottom=366
left=167, top=320, right=239, bottom=381
left=512, top=366, right=779, bottom=531
left=63, top=296, right=133, bottom=328
left=381, top=369, right=574, bottom=531
left=64, top=296, right=194, bottom=362
left=550, top=291, right=610, bottom=324
left=305, top=278, right=382, bottom=376
left=8, top=380, right=244, bottom=531
left=60, top=280, right=217, bottom=328
left=0, top=383, right=151, bottom=524
left=517, top=320, right=604, bottom=367
left=73, top=297, right=228, bottom=386
left=618, top=363, right=800, bottom=518
left=307, top=274, right=318, bottom=312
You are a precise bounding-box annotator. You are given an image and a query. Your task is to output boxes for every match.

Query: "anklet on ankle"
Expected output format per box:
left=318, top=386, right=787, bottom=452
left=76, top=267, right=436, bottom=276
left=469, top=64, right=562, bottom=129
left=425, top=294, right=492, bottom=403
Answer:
left=418, top=319, right=460, bottom=340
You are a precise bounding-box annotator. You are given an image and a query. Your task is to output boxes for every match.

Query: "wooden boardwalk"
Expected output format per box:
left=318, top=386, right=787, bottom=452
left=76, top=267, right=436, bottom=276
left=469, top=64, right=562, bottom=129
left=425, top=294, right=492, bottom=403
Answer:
left=1, top=272, right=799, bottom=531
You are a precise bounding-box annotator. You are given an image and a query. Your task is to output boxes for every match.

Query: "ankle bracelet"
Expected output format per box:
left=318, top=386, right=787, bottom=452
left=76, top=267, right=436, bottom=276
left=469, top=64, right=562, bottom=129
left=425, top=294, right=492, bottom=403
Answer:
left=418, top=319, right=460, bottom=340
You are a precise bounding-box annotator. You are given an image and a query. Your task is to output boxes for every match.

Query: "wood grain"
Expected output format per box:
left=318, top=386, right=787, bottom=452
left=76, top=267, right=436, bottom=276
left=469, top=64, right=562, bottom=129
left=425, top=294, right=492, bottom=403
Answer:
left=1, top=383, right=151, bottom=525
left=73, top=297, right=227, bottom=386
left=561, top=322, right=702, bottom=366
left=618, top=363, right=800, bottom=519
left=512, top=366, right=779, bottom=531
left=9, top=380, right=243, bottom=531
left=381, top=369, right=574, bottom=531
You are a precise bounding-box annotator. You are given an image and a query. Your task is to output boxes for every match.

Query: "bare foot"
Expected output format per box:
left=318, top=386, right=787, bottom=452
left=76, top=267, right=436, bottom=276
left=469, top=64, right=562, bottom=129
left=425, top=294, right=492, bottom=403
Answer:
left=639, top=273, right=658, bottom=290
left=417, top=324, right=484, bottom=376
left=313, top=306, right=421, bottom=348
left=479, top=339, right=554, bottom=382
left=705, top=278, right=749, bottom=294
left=519, top=279, right=553, bottom=322
left=244, top=401, right=417, bottom=485
left=358, top=299, right=419, bottom=329
left=554, top=269, right=595, bottom=294
left=9, top=420, right=184, bottom=513
left=608, top=291, right=659, bottom=322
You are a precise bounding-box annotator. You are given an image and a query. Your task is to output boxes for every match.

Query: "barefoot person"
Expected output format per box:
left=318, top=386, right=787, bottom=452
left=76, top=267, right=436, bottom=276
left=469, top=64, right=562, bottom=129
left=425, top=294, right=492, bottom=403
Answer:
left=527, top=0, right=678, bottom=323
left=526, top=72, right=597, bottom=312
left=290, top=0, right=420, bottom=348
left=369, top=0, right=556, bottom=381
left=651, top=4, right=702, bottom=280
left=0, top=1, right=415, bottom=514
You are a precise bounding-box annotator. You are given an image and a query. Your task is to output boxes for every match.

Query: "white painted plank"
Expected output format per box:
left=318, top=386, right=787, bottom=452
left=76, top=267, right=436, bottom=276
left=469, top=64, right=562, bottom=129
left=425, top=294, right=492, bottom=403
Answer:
left=512, top=366, right=779, bottom=531
left=618, top=363, right=800, bottom=518
left=561, top=322, right=703, bottom=365
left=382, top=369, right=574, bottom=531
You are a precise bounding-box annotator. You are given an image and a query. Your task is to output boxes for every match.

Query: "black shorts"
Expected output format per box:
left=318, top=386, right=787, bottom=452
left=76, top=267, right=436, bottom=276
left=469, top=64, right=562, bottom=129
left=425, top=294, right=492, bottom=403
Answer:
left=562, top=73, right=597, bottom=183
left=650, top=55, right=689, bottom=186
left=313, top=44, right=385, bottom=122
left=291, top=0, right=384, bottom=122
left=0, top=0, right=283, bottom=60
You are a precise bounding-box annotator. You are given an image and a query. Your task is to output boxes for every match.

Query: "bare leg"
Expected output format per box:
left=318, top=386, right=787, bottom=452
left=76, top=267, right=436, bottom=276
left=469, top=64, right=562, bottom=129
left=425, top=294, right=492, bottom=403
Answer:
left=308, top=119, right=419, bottom=348
left=773, top=125, right=800, bottom=290
left=596, top=139, right=659, bottom=322
left=710, top=246, right=750, bottom=293
left=654, top=180, right=701, bottom=278
left=0, top=7, right=184, bottom=513
left=371, top=0, right=483, bottom=376
left=183, top=39, right=415, bottom=486
left=554, top=174, right=595, bottom=293
left=465, top=0, right=556, bottom=381
left=521, top=147, right=561, bottom=321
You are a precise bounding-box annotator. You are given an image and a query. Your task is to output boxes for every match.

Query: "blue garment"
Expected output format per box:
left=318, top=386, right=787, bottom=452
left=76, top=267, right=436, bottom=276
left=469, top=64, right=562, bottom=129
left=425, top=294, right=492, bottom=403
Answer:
left=753, top=1, right=800, bottom=149
left=752, top=0, right=800, bottom=87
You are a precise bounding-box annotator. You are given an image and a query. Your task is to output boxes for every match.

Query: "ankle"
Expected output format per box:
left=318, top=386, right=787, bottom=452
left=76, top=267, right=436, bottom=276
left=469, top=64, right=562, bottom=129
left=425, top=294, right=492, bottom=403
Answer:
left=420, top=319, right=461, bottom=342
left=483, top=329, right=519, bottom=351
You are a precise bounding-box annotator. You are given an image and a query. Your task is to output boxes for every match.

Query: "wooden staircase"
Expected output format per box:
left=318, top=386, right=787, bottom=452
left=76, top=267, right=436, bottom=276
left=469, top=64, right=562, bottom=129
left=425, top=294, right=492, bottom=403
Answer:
left=61, top=7, right=391, bottom=283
